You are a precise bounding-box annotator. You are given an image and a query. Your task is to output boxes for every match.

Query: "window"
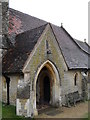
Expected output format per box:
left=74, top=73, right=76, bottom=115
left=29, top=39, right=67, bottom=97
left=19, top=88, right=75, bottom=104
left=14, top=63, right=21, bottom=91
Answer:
left=45, top=40, right=51, bottom=54
left=46, top=40, right=49, bottom=50
left=74, top=73, right=78, bottom=86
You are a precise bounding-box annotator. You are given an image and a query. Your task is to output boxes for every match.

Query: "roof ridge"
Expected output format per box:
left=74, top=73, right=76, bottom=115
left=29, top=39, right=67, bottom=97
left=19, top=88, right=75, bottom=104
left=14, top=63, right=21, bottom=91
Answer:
left=9, top=8, right=28, bottom=15
left=75, top=39, right=83, bottom=42
left=15, top=23, right=48, bottom=38
left=74, top=39, right=90, bottom=55
left=49, top=23, right=69, bottom=69
left=85, top=41, right=90, bottom=47
left=61, top=27, right=90, bottom=55
left=75, top=39, right=89, bottom=45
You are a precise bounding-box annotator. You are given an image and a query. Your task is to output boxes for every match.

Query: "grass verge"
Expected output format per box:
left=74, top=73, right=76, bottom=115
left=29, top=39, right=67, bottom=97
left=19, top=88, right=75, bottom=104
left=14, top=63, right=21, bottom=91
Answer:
left=2, top=103, right=33, bottom=120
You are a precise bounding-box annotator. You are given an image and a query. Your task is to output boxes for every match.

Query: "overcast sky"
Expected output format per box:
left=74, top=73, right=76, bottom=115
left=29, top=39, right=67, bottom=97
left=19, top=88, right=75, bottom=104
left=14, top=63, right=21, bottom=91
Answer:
left=9, top=0, right=89, bottom=42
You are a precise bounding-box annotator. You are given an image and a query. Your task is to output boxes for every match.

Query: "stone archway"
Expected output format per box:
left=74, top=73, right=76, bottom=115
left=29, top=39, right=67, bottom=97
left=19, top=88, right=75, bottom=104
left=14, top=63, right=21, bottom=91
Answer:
left=36, top=66, right=52, bottom=107
left=33, top=60, right=61, bottom=115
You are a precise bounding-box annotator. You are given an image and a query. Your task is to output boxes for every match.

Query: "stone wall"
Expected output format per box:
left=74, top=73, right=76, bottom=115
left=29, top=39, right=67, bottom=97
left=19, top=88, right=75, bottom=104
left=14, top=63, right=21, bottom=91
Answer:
left=0, top=2, right=2, bottom=52
left=0, top=0, right=10, bottom=58
left=0, top=2, right=2, bottom=36
left=2, top=75, right=23, bottom=105
left=9, top=75, right=23, bottom=105
left=61, top=71, right=82, bottom=104
left=0, top=76, right=2, bottom=102
left=16, top=99, right=30, bottom=117
left=2, top=76, right=7, bottom=103
left=1, top=0, right=8, bottom=44
left=88, top=83, right=90, bottom=100
left=88, top=71, right=90, bottom=99
left=2, top=1, right=8, bottom=35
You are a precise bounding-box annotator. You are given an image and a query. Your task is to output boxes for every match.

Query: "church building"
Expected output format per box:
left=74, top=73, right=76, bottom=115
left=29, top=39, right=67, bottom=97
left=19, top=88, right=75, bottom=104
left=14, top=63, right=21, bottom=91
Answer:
left=1, top=2, right=90, bottom=117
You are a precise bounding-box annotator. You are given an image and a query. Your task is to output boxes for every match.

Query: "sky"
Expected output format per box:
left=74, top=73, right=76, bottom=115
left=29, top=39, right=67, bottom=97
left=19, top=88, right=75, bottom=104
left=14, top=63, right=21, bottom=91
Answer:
left=9, top=0, right=89, bottom=42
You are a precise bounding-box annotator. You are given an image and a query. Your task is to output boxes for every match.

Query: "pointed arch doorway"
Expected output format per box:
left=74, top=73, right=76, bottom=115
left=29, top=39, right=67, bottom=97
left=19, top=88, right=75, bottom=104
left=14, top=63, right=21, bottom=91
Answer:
left=33, top=60, right=61, bottom=115
left=36, top=66, right=51, bottom=106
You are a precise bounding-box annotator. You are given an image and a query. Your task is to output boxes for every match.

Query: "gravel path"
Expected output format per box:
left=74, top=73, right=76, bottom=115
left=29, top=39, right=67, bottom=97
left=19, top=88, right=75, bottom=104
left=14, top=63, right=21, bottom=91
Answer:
left=35, top=101, right=88, bottom=118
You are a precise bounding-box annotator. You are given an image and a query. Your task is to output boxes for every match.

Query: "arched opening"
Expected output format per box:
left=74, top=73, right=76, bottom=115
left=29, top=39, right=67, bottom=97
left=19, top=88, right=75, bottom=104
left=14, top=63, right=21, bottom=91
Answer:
left=33, top=60, right=61, bottom=114
left=36, top=66, right=52, bottom=108
left=74, top=73, right=78, bottom=86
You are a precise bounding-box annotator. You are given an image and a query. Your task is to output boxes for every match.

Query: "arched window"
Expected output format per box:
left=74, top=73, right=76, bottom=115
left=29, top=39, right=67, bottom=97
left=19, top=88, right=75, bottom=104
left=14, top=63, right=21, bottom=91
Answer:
left=74, top=73, right=78, bottom=86
left=46, top=40, right=49, bottom=50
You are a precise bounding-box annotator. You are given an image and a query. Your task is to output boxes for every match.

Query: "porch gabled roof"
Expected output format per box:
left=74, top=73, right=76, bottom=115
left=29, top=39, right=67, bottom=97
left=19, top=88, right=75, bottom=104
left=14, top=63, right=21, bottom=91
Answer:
left=2, top=24, right=47, bottom=73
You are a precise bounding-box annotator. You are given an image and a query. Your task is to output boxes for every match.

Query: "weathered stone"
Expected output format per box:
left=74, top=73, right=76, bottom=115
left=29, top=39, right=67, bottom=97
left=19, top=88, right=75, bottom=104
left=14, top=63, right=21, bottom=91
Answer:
left=16, top=99, right=30, bottom=117
left=17, top=84, right=30, bottom=99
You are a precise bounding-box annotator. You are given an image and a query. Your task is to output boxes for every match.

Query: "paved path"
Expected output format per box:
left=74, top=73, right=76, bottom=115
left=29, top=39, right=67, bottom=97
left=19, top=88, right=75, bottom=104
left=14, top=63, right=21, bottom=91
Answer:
left=35, top=101, right=88, bottom=118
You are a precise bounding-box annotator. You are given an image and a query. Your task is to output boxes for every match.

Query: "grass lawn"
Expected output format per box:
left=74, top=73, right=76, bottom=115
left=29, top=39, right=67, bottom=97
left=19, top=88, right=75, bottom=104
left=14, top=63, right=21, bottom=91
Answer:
left=2, top=103, right=32, bottom=120
left=84, top=113, right=90, bottom=120
left=0, top=102, right=2, bottom=119
left=85, top=112, right=90, bottom=119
